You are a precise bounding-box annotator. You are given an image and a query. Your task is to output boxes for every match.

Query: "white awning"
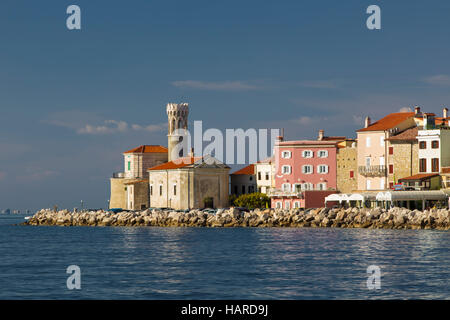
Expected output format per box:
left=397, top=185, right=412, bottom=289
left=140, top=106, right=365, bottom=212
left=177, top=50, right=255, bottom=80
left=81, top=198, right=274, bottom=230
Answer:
left=376, top=191, right=448, bottom=202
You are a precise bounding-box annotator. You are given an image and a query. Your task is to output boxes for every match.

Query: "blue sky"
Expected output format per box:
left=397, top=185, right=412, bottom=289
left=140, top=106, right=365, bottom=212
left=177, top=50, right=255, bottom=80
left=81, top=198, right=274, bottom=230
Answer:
left=1, top=0, right=450, bottom=210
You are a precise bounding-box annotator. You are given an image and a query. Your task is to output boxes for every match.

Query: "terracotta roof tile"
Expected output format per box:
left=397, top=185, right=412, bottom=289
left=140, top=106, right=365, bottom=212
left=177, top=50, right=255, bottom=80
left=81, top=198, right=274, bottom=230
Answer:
left=147, top=156, right=202, bottom=171
left=386, top=127, right=418, bottom=141
left=231, top=164, right=255, bottom=175
left=124, top=145, right=168, bottom=154
left=398, top=173, right=440, bottom=181
left=357, top=112, right=415, bottom=132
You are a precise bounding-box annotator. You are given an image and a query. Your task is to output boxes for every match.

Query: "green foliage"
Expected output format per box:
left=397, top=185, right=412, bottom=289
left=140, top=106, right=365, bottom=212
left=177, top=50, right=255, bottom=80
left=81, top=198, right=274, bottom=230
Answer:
left=233, top=192, right=270, bottom=209
left=228, top=194, right=238, bottom=206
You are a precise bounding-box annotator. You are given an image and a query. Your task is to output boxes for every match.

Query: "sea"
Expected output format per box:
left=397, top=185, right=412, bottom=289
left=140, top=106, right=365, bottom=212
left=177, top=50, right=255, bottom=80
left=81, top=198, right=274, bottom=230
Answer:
left=0, top=214, right=448, bottom=299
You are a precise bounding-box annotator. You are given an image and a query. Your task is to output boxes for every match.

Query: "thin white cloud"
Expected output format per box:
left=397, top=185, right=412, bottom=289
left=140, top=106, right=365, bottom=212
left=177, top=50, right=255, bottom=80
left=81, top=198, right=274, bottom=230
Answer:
left=423, top=74, right=450, bottom=86
left=291, top=116, right=324, bottom=125
left=77, top=120, right=128, bottom=135
left=171, top=80, right=262, bottom=91
left=297, top=80, right=338, bottom=89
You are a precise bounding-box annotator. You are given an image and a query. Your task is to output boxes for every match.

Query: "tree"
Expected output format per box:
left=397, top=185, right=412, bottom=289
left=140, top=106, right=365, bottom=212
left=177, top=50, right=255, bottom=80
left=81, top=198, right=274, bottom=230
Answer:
left=233, top=193, right=270, bottom=209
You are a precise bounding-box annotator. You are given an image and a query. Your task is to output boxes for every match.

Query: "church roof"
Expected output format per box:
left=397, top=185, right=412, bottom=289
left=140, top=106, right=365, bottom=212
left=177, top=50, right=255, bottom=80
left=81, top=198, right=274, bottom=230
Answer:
left=124, top=145, right=168, bottom=154
left=147, top=155, right=229, bottom=171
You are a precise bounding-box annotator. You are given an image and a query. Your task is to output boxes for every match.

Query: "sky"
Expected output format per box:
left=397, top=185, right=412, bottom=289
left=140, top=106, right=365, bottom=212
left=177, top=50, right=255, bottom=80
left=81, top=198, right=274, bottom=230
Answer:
left=1, top=0, right=450, bottom=211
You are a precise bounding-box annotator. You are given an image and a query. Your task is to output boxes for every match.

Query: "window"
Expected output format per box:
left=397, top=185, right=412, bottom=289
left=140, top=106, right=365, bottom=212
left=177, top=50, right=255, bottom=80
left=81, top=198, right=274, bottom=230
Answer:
left=379, top=157, right=385, bottom=166
left=294, top=201, right=300, bottom=208
left=293, top=184, right=302, bottom=192
left=365, top=157, right=371, bottom=167
left=285, top=202, right=290, bottom=210
left=380, top=179, right=385, bottom=190
left=317, top=183, right=327, bottom=190
left=366, top=137, right=371, bottom=147
left=419, top=159, right=427, bottom=173
left=302, top=150, right=313, bottom=158
left=242, top=185, right=246, bottom=194
left=281, top=151, right=291, bottom=159
left=127, top=161, right=131, bottom=171
left=159, top=185, right=163, bottom=196
left=249, top=186, right=255, bottom=193
left=282, top=165, right=291, bottom=174
left=389, top=182, right=394, bottom=189
left=419, top=141, right=427, bottom=149
left=282, top=183, right=291, bottom=192
left=389, top=164, right=394, bottom=174
left=276, top=202, right=282, bottom=209
left=150, top=185, right=153, bottom=196
left=366, top=180, right=371, bottom=190
left=317, top=165, right=328, bottom=174
left=265, top=172, right=270, bottom=180
left=318, top=150, right=328, bottom=158
left=380, top=136, right=385, bottom=147
left=302, top=183, right=313, bottom=190
left=432, top=141, right=439, bottom=149
left=258, top=172, right=262, bottom=180
left=349, top=170, right=354, bottom=178
left=173, top=184, right=177, bottom=196
left=389, top=147, right=394, bottom=155
left=234, top=186, right=238, bottom=194
left=302, top=165, right=313, bottom=174
left=249, top=176, right=253, bottom=181
left=432, top=158, right=439, bottom=172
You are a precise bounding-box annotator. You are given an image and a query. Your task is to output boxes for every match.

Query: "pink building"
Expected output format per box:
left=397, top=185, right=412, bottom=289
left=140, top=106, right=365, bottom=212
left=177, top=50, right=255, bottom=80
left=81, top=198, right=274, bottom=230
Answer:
left=269, top=137, right=338, bottom=209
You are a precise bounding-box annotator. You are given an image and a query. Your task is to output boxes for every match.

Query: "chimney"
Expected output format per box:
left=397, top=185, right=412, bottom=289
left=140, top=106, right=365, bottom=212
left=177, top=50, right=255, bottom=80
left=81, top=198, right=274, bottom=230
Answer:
left=444, top=107, right=448, bottom=119
left=318, top=129, right=324, bottom=141
left=364, top=116, right=371, bottom=128
left=414, top=106, right=421, bottom=115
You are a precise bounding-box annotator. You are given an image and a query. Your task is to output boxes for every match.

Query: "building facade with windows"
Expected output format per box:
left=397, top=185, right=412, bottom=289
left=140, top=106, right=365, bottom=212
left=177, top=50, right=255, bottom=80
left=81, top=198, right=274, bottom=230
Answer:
left=357, top=111, right=418, bottom=192
left=230, top=164, right=257, bottom=196
left=109, top=145, right=168, bottom=209
left=255, top=156, right=275, bottom=194
left=269, top=137, right=338, bottom=209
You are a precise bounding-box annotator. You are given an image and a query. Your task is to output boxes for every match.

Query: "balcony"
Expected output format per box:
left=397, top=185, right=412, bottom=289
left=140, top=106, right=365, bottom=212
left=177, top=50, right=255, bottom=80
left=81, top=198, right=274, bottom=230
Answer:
left=112, top=172, right=145, bottom=179
left=267, top=188, right=303, bottom=198
left=358, top=165, right=386, bottom=177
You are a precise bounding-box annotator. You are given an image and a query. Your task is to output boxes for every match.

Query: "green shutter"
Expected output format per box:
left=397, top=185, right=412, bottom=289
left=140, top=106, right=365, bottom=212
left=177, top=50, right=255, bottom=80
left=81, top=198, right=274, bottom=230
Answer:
left=128, top=161, right=131, bottom=171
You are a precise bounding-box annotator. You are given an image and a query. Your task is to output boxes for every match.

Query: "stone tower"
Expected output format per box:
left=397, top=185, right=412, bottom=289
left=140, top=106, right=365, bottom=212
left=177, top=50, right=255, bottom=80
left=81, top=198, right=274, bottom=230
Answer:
left=167, top=103, right=189, bottom=161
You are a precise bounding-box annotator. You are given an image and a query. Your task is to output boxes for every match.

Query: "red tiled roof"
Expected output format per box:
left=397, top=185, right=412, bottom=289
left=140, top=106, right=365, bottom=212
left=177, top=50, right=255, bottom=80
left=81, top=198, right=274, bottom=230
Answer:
left=398, top=173, right=440, bottom=181
left=124, top=145, right=168, bottom=154
left=357, top=112, right=415, bottom=132
left=231, top=164, right=255, bottom=175
left=385, top=127, right=418, bottom=142
left=277, top=140, right=338, bottom=146
left=147, top=156, right=202, bottom=171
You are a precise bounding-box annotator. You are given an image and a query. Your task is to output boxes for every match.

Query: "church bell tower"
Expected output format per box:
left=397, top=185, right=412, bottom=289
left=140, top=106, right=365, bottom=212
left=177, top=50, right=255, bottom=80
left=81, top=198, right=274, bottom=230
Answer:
left=167, top=103, right=189, bottom=161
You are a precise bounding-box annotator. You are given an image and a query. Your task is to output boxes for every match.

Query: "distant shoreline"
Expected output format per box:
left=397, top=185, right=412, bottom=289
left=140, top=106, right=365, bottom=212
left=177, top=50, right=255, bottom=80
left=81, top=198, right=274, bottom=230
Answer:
left=22, top=207, right=450, bottom=230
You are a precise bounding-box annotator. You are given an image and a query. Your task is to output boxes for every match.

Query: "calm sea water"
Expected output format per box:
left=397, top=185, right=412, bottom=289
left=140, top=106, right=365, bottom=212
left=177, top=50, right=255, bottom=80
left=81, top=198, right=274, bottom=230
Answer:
left=0, top=214, right=449, bottom=299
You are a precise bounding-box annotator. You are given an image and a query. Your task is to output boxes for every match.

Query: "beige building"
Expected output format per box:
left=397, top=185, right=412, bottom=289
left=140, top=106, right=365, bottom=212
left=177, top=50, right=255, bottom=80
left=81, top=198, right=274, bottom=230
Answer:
left=109, top=145, right=168, bottom=209
left=385, top=127, right=419, bottom=188
left=148, top=155, right=230, bottom=209
left=357, top=111, right=418, bottom=191
left=255, top=157, right=275, bottom=194
left=336, top=142, right=358, bottom=194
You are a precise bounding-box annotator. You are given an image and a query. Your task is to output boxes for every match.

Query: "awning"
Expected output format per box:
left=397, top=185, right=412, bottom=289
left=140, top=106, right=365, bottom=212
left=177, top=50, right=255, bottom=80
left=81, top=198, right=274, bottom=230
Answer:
left=376, top=191, right=448, bottom=202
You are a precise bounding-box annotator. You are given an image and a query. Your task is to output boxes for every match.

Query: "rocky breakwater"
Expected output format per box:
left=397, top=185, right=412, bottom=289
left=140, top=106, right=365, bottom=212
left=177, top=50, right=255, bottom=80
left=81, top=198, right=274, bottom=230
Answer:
left=23, top=207, right=450, bottom=230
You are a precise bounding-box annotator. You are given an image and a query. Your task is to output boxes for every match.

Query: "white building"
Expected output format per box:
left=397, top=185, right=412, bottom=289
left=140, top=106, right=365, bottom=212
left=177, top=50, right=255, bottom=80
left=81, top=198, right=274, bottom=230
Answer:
left=417, top=114, right=450, bottom=175
left=254, top=157, right=274, bottom=194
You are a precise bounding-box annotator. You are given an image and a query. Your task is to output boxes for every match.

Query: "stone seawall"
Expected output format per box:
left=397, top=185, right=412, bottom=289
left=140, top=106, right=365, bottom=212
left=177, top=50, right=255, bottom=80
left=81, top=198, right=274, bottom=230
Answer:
left=23, top=207, right=450, bottom=230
